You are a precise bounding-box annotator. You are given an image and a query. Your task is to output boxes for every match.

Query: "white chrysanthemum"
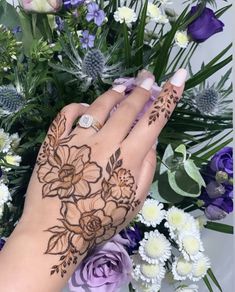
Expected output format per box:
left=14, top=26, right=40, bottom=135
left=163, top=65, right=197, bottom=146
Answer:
left=138, top=199, right=166, bottom=227
left=9, top=133, right=21, bottom=149
left=165, top=207, right=187, bottom=238
left=131, top=278, right=161, bottom=292
left=114, top=7, right=137, bottom=24
left=0, top=183, right=11, bottom=206
left=147, top=3, right=161, bottom=20
left=191, top=254, right=210, bottom=281
left=178, top=233, right=204, bottom=261
left=139, top=230, right=171, bottom=264
left=195, top=216, right=207, bottom=230
left=172, top=257, right=193, bottom=281
left=175, top=284, right=199, bottom=292
left=4, top=154, right=21, bottom=167
left=175, top=31, right=189, bottom=48
left=157, top=14, right=169, bottom=24
left=0, top=129, right=11, bottom=153
left=180, top=214, right=200, bottom=236
left=132, top=254, right=165, bottom=284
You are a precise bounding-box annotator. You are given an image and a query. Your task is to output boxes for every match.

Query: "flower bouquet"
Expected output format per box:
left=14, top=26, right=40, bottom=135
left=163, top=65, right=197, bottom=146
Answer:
left=0, top=0, right=233, bottom=291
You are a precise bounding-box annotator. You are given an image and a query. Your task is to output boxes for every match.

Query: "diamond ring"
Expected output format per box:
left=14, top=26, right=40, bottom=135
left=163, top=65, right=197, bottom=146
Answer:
left=77, top=114, right=102, bottom=132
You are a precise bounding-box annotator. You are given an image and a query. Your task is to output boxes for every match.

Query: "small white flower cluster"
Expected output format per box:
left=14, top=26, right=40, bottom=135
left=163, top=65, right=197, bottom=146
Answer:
left=132, top=199, right=170, bottom=291
left=165, top=207, right=211, bottom=282
left=0, top=129, right=21, bottom=218
left=147, top=3, right=169, bottom=24
left=174, top=31, right=189, bottom=48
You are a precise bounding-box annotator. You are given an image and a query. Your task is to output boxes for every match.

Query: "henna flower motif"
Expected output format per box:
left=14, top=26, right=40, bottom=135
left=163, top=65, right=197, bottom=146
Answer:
left=59, top=193, right=128, bottom=255
left=37, top=145, right=102, bottom=199
left=107, top=168, right=135, bottom=200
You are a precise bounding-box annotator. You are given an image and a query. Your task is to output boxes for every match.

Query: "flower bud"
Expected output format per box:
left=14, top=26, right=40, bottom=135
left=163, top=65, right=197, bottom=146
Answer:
left=205, top=205, right=226, bottom=221
left=215, top=171, right=228, bottom=183
left=206, top=181, right=225, bottom=199
left=19, top=0, right=62, bottom=13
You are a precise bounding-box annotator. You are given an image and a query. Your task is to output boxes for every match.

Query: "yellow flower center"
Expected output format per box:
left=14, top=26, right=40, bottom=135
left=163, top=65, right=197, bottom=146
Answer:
left=141, top=263, right=160, bottom=278
left=177, top=259, right=193, bottom=276
left=183, top=235, right=200, bottom=255
left=145, top=237, right=166, bottom=258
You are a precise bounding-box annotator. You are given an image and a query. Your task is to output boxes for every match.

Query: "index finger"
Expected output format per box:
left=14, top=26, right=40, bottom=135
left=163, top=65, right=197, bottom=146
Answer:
left=123, top=69, right=187, bottom=161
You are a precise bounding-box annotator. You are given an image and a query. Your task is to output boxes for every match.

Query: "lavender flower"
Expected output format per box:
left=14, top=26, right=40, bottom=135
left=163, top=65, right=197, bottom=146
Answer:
left=80, top=30, right=95, bottom=49
left=86, top=3, right=106, bottom=26
left=205, top=205, right=226, bottom=221
left=63, top=0, right=84, bottom=9
left=55, top=16, right=64, bottom=31
left=120, top=224, right=143, bottom=254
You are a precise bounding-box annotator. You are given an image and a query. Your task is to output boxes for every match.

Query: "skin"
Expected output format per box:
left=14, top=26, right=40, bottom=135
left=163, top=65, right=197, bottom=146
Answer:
left=0, top=70, right=185, bottom=292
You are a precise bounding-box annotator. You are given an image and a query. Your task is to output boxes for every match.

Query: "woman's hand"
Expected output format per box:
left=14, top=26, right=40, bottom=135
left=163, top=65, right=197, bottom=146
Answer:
left=0, top=69, right=186, bottom=292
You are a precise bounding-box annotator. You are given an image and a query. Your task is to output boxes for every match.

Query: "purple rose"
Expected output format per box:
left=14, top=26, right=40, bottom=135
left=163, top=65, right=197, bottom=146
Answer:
left=187, top=6, right=224, bottom=43
left=210, top=147, right=233, bottom=177
left=69, top=235, right=132, bottom=292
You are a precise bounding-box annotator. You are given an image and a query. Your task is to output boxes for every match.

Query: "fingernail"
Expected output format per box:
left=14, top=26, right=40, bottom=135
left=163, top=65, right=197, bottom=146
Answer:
left=112, top=84, right=126, bottom=93
left=170, top=68, right=187, bottom=87
left=81, top=103, right=90, bottom=107
left=140, top=78, right=155, bottom=90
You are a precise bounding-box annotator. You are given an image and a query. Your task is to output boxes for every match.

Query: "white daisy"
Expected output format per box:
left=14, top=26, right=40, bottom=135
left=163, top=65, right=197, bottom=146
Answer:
left=165, top=207, right=187, bottom=238
left=132, top=254, right=165, bottom=284
left=114, top=7, right=137, bottom=24
left=180, top=214, right=200, bottom=237
left=178, top=233, right=204, bottom=261
left=9, top=133, right=21, bottom=149
left=175, top=284, right=199, bottom=292
left=0, top=129, right=11, bottom=153
left=4, top=154, right=21, bottom=167
left=138, top=199, right=166, bottom=227
left=131, top=278, right=161, bottom=292
left=174, top=31, right=189, bottom=49
left=0, top=183, right=11, bottom=206
left=157, top=14, right=169, bottom=24
left=190, top=253, right=210, bottom=281
left=172, top=257, right=193, bottom=281
left=147, top=3, right=161, bottom=21
left=195, top=215, right=207, bottom=230
left=139, top=230, right=171, bottom=264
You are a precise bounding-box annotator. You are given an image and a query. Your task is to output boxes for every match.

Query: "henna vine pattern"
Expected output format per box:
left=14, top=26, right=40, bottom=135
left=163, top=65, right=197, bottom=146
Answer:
left=149, top=83, right=180, bottom=125
left=36, top=113, right=139, bottom=277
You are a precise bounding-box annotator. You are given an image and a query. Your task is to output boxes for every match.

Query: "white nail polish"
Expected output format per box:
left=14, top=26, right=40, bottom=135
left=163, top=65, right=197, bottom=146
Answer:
left=112, top=84, right=126, bottom=93
left=81, top=103, right=90, bottom=107
left=170, top=68, right=187, bottom=87
left=140, top=77, right=155, bottom=90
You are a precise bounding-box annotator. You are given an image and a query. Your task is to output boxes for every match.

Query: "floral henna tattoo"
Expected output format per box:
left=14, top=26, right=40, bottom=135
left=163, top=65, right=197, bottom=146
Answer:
left=148, top=82, right=180, bottom=125
left=36, top=113, right=139, bottom=277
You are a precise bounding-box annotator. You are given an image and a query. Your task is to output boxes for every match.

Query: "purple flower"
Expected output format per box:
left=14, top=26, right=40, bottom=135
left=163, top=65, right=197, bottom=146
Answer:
left=80, top=30, right=95, bottom=49
left=69, top=235, right=132, bottom=292
left=210, top=147, right=233, bottom=177
left=187, top=6, right=224, bottom=43
left=0, top=238, right=5, bottom=251
left=86, top=3, right=106, bottom=26
left=120, top=224, right=143, bottom=254
left=55, top=16, right=64, bottom=31
left=205, top=205, right=226, bottom=221
left=12, top=26, right=22, bottom=34
left=63, top=0, right=84, bottom=9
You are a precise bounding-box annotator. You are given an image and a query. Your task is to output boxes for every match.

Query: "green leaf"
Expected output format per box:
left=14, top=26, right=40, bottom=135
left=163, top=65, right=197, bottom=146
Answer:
left=135, top=0, right=148, bottom=68
left=168, top=168, right=201, bottom=197
left=185, top=55, right=232, bottom=90
left=201, top=137, right=233, bottom=160
left=150, top=180, right=171, bottom=203
left=203, top=275, right=213, bottom=292
left=205, top=221, right=233, bottom=234
left=18, top=11, right=34, bottom=56
left=0, top=0, right=20, bottom=29
left=175, top=144, right=187, bottom=161
left=156, top=173, right=184, bottom=203
left=207, top=268, right=223, bottom=292
left=160, top=144, right=174, bottom=175
left=184, top=160, right=206, bottom=187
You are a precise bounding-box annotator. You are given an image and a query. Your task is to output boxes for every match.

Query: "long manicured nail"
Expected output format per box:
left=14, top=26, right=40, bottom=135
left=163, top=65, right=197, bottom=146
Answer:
left=81, top=103, right=90, bottom=107
left=170, top=68, right=187, bottom=87
left=112, top=84, right=126, bottom=93
left=140, top=78, right=155, bottom=90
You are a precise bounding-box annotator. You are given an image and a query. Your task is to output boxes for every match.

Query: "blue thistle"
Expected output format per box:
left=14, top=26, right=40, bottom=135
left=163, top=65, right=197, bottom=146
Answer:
left=82, top=49, right=106, bottom=79
left=195, top=88, right=219, bottom=115
left=0, top=85, right=25, bottom=114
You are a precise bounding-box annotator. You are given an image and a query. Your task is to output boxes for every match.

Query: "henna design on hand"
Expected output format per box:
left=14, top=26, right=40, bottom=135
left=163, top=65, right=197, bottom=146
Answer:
left=148, top=82, right=180, bottom=125
left=36, top=113, right=139, bottom=277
